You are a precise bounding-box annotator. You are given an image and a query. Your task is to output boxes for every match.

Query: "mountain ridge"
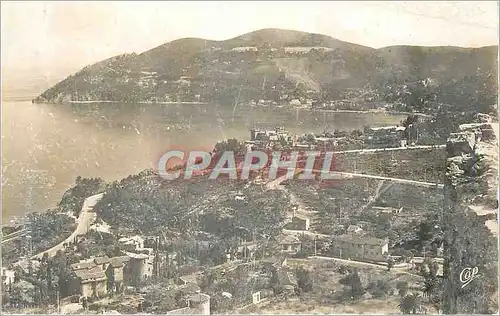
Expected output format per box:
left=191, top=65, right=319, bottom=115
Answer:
left=34, top=28, right=498, bottom=114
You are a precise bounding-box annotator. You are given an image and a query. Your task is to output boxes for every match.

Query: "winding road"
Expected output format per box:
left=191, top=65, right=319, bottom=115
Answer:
left=267, top=168, right=443, bottom=189
left=331, top=144, right=445, bottom=155
left=1, top=229, right=27, bottom=244
left=31, top=193, right=104, bottom=259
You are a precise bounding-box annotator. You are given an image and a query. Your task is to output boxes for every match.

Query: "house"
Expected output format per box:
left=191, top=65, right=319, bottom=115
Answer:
left=93, top=256, right=111, bottom=270
left=236, top=242, right=258, bottom=259
left=284, top=215, right=310, bottom=231
left=364, top=125, right=406, bottom=148
left=105, top=256, right=129, bottom=293
left=331, top=234, right=389, bottom=261
left=71, top=255, right=129, bottom=295
left=250, top=128, right=291, bottom=146
left=187, top=293, right=211, bottom=315
left=118, top=235, right=145, bottom=251
left=346, top=225, right=363, bottom=234
left=278, top=234, right=302, bottom=254
left=177, top=271, right=202, bottom=286
left=124, top=252, right=154, bottom=286
left=70, top=261, right=97, bottom=272
left=166, top=293, right=211, bottom=315
left=315, top=137, right=338, bottom=149
left=231, top=46, right=258, bottom=52
left=74, top=266, right=107, bottom=299
left=2, top=268, right=15, bottom=285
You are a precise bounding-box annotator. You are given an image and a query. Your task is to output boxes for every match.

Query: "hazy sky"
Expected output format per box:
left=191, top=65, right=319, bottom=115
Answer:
left=1, top=1, right=498, bottom=78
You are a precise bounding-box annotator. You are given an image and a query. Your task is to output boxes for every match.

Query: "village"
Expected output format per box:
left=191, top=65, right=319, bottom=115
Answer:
left=1, top=113, right=466, bottom=315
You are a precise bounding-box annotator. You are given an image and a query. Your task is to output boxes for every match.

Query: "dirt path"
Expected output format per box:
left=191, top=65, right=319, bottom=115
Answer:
left=32, top=193, right=104, bottom=259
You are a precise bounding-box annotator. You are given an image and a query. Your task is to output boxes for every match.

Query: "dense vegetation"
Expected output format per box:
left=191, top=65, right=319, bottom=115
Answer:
left=2, top=212, right=75, bottom=266
left=93, top=169, right=289, bottom=269
left=35, top=29, right=497, bottom=117
left=58, top=176, right=105, bottom=217
left=2, top=176, right=104, bottom=265
left=95, top=169, right=288, bottom=236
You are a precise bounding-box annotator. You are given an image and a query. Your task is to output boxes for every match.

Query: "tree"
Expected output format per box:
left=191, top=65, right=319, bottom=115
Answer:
left=417, top=222, right=434, bottom=251
left=422, top=276, right=442, bottom=313
left=214, top=138, right=245, bottom=154
left=368, top=279, right=391, bottom=298
left=387, top=257, right=394, bottom=271
left=402, top=114, right=419, bottom=129
left=399, top=293, right=422, bottom=314
left=396, top=281, right=409, bottom=297
left=46, top=261, right=53, bottom=294
left=341, top=270, right=363, bottom=299
left=200, top=270, right=216, bottom=290
left=428, top=262, right=438, bottom=278
left=270, top=268, right=280, bottom=294
left=420, top=259, right=438, bottom=279
left=401, top=250, right=414, bottom=263
left=295, top=267, right=313, bottom=293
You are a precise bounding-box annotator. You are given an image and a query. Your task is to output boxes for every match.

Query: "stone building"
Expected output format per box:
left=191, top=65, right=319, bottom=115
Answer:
left=331, top=234, right=389, bottom=261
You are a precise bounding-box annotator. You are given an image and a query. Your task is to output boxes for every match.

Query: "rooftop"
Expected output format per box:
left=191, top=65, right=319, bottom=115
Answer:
left=189, top=293, right=210, bottom=303
left=74, top=266, right=107, bottom=282
left=334, top=234, right=388, bottom=246
left=370, top=125, right=405, bottom=131
left=278, top=234, right=301, bottom=245
left=70, top=261, right=97, bottom=271
left=109, top=256, right=129, bottom=268
left=125, top=252, right=150, bottom=260
left=94, top=256, right=111, bottom=265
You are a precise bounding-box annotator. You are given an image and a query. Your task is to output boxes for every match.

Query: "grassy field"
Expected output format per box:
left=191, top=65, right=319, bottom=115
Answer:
left=334, top=148, right=446, bottom=184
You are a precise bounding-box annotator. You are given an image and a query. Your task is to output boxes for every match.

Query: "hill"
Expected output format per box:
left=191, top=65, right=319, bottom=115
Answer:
left=34, top=28, right=497, bottom=114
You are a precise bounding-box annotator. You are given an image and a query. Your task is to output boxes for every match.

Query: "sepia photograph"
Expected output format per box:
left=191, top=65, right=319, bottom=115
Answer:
left=1, top=1, right=498, bottom=314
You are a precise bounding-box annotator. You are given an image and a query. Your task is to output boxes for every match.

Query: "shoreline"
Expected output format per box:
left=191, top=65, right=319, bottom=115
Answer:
left=32, top=100, right=425, bottom=116
left=68, top=100, right=209, bottom=105
left=300, top=108, right=431, bottom=117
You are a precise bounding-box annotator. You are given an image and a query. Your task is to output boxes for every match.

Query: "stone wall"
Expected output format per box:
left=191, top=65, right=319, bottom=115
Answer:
left=442, top=117, right=498, bottom=314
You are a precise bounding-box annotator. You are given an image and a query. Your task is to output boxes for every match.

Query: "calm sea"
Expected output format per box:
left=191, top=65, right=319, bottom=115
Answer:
left=1, top=101, right=406, bottom=222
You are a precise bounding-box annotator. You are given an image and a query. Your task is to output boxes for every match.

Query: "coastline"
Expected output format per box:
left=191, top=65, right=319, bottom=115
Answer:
left=67, top=100, right=209, bottom=105
left=39, top=100, right=424, bottom=117
left=301, top=108, right=431, bottom=117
